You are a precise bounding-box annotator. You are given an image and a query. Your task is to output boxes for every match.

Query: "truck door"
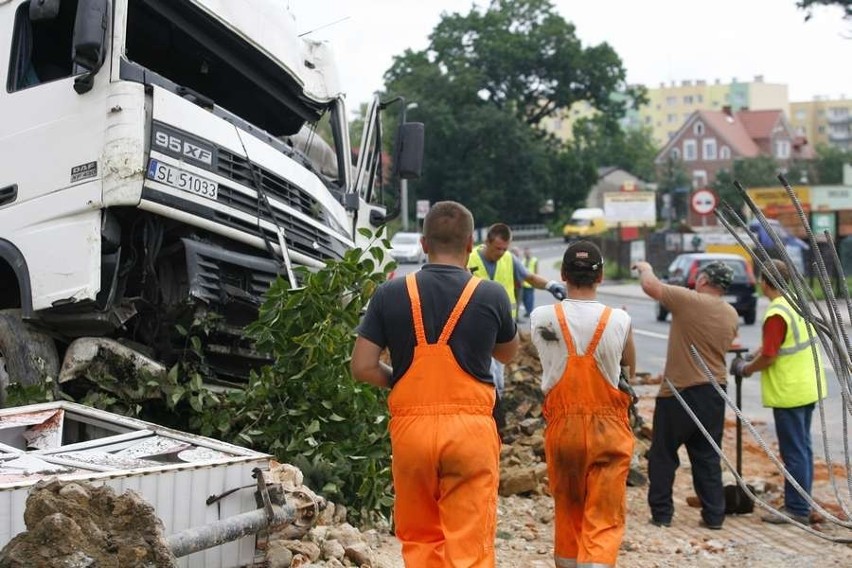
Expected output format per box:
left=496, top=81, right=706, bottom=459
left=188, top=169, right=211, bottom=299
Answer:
left=351, top=96, right=386, bottom=239
left=0, top=0, right=110, bottom=310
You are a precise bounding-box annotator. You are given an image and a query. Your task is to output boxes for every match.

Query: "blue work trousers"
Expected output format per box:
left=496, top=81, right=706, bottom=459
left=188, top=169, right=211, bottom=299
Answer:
left=774, top=403, right=815, bottom=517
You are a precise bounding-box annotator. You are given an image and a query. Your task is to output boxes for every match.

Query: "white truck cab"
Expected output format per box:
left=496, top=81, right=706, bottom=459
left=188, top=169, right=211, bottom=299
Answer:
left=0, top=0, right=423, bottom=391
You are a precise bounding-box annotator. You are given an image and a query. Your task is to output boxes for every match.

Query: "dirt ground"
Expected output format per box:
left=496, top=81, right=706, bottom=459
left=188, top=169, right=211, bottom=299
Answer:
left=363, top=332, right=852, bottom=567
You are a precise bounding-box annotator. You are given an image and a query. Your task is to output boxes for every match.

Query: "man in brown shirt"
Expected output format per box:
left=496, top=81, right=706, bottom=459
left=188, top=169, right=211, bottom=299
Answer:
left=633, top=260, right=739, bottom=530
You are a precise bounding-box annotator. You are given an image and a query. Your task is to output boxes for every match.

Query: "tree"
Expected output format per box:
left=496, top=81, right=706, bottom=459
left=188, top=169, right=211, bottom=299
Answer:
left=797, top=0, right=852, bottom=20
left=571, top=114, right=658, bottom=182
left=381, top=0, right=638, bottom=225
left=813, top=144, right=852, bottom=183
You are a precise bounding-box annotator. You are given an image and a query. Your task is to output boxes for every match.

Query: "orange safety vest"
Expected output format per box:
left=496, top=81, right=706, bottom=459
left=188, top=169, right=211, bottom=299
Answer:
left=543, top=305, right=633, bottom=567
left=388, top=273, right=500, bottom=568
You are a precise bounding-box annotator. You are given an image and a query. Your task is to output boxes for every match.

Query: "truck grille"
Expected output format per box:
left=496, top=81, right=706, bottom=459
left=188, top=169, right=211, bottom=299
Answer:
left=214, top=150, right=347, bottom=262
left=217, top=149, right=321, bottom=220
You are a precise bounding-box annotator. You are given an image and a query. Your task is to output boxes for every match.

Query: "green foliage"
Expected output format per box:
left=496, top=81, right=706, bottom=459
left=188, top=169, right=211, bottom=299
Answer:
left=797, top=0, right=851, bottom=20
left=572, top=116, right=659, bottom=183
left=381, top=0, right=637, bottom=225
left=712, top=156, right=801, bottom=214
left=6, top=233, right=396, bottom=525
left=192, top=231, right=396, bottom=524
left=813, top=144, right=852, bottom=184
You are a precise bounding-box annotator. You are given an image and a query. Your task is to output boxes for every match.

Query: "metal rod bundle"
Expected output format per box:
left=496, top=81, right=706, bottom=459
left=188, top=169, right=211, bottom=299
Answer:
left=670, top=175, right=852, bottom=541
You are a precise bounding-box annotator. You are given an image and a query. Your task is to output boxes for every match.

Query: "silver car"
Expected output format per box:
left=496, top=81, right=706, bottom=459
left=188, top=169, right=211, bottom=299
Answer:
left=389, top=232, right=425, bottom=264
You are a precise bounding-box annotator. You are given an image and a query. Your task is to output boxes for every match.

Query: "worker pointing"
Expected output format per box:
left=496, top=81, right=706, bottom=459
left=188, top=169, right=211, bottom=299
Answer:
left=351, top=201, right=518, bottom=567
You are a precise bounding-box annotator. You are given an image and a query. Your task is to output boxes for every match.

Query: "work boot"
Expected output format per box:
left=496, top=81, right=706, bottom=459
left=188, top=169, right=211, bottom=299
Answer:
left=761, top=509, right=810, bottom=525
left=649, top=518, right=671, bottom=528
left=699, top=518, right=723, bottom=530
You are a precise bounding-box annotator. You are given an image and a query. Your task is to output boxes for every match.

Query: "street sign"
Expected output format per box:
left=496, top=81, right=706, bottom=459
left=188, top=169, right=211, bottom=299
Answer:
left=812, top=211, right=836, bottom=238
left=690, top=188, right=718, bottom=216
left=415, top=200, right=430, bottom=220
left=603, top=191, right=656, bottom=227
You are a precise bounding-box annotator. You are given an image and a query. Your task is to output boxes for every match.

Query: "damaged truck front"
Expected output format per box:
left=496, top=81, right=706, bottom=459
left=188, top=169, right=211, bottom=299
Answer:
left=0, top=0, right=422, bottom=393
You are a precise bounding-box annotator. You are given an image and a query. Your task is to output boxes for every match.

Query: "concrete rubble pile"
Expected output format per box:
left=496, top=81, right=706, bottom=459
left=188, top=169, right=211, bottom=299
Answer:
left=0, top=480, right=177, bottom=568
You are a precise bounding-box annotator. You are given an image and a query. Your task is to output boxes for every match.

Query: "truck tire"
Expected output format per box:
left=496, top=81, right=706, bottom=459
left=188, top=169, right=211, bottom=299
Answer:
left=0, top=310, right=59, bottom=400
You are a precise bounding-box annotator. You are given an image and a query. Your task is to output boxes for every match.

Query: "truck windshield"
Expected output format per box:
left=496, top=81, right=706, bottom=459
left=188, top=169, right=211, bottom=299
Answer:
left=124, top=0, right=326, bottom=139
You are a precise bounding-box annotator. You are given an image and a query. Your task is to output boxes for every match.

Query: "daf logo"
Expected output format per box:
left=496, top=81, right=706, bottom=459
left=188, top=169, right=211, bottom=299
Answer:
left=152, top=127, right=215, bottom=166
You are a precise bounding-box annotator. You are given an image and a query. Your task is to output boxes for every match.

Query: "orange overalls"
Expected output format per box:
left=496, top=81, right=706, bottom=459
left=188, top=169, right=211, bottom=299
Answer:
left=543, top=305, right=633, bottom=568
left=388, top=273, right=500, bottom=567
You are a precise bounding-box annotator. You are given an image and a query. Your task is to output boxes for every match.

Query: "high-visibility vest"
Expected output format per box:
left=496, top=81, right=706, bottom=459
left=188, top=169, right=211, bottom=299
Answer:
left=761, top=296, right=827, bottom=408
left=522, top=256, right=538, bottom=288
left=468, top=247, right=516, bottom=314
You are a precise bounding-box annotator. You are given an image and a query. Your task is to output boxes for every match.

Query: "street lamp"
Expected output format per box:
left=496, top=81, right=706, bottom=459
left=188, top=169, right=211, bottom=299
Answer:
left=400, top=102, right=418, bottom=231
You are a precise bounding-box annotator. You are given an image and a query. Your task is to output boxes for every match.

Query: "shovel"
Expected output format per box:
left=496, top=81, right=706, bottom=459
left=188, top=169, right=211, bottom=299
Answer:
left=725, top=347, right=755, bottom=515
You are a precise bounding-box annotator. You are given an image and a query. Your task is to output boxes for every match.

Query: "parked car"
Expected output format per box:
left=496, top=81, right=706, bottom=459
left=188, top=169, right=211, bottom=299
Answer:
left=657, top=253, right=757, bottom=325
left=389, top=232, right=425, bottom=264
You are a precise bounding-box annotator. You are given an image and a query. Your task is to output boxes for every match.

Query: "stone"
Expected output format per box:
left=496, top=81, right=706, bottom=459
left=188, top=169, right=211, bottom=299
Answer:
left=321, top=539, right=346, bottom=561
left=344, top=541, right=373, bottom=567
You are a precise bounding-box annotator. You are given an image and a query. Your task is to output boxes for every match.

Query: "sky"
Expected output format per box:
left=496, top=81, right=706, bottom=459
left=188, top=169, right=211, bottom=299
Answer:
left=287, top=0, right=852, bottom=110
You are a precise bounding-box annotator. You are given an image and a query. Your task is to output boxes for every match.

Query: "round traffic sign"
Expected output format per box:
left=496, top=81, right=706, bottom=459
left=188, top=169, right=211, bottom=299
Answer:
left=690, top=189, right=718, bottom=216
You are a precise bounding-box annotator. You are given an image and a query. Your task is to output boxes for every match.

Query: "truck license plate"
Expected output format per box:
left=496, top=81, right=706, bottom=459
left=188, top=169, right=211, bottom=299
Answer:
left=147, top=159, right=218, bottom=200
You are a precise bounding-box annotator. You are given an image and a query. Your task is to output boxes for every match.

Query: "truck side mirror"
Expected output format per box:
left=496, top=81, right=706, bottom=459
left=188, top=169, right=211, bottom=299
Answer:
left=29, top=0, right=61, bottom=21
left=72, top=0, right=108, bottom=94
left=395, top=122, right=424, bottom=180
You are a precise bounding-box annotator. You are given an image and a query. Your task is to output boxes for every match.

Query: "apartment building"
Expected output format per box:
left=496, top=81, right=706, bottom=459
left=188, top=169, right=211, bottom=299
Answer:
left=636, top=76, right=789, bottom=146
left=790, top=97, right=852, bottom=150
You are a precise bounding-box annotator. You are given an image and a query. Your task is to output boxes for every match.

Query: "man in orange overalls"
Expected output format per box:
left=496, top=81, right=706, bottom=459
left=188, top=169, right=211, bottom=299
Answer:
left=531, top=241, right=636, bottom=567
left=351, top=201, right=519, bottom=567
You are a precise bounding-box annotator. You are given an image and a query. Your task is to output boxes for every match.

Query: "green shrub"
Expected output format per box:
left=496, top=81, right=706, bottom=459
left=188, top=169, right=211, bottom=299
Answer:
left=193, top=229, right=396, bottom=524
left=10, top=230, right=396, bottom=525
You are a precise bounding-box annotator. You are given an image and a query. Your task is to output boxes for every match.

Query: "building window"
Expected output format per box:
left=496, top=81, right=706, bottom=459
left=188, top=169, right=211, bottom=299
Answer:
left=830, top=107, right=850, bottom=118
left=719, top=145, right=731, bottom=160
left=683, top=139, right=697, bottom=161
left=692, top=170, right=708, bottom=188
left=697, top=95, right=703, bottom=103
left=684, top=95, right=694, bottom=104
left=667, top=113, right=677, bottom=124
left=775, top=139, right=791, bottom=159
left=671, top=148, right=681, bottom=160
left=666, top=96, right=677, bottom=106
left=795, top=110, right=807, bottom=120
left=703, top=138, right=717, bottom=160
left=644, top=116, right=652, bottom=125
left=693, top=121, right=705, bottom=136
left=818, top=126, right=825, bottom=134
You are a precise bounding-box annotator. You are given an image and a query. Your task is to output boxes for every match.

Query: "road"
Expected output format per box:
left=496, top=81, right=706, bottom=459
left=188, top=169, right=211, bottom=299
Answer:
left=392, top=237, right=850, bottom=461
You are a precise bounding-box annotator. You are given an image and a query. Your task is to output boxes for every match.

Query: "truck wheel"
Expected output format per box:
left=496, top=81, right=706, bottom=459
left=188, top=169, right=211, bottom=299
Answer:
left=656, top=303, right=668, bottom=322
left=0, top=310, right=59, bottom=401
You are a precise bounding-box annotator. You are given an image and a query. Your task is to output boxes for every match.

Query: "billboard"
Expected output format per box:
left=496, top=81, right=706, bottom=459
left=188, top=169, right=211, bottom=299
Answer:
left=603, top=191, right=656, bottom=228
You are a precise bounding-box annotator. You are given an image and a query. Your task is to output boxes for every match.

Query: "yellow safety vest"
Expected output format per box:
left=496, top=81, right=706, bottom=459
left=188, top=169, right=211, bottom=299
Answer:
left=468, top=247, right=516, bottom=315
left=761, top=296, right=827, bottom=408
left=522, top=256, right=538, bottom=288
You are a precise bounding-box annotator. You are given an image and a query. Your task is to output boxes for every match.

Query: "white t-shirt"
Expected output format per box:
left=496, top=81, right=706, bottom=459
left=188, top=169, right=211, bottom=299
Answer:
left=530, top=299, right=632, bottom=395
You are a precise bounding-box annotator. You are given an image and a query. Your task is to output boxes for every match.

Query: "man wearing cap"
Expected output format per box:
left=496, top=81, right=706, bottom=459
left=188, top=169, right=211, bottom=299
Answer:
left=731, top=259, right=826, bottom=525
left=633, top=260, right=739, bottom=531
left=533, top=241, right=635, bottom=567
